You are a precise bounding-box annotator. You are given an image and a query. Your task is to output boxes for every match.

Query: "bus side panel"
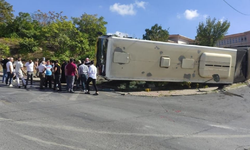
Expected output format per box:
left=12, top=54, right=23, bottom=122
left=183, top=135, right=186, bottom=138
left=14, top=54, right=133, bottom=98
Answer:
left=105, top=38, right=237, bottom=84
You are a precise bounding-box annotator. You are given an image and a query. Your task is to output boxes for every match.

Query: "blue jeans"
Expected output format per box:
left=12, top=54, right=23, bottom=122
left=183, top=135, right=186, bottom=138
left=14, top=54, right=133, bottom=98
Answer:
left=2, top=69, right=7, bottom=83
left=80, top=74, right=88, bottom=90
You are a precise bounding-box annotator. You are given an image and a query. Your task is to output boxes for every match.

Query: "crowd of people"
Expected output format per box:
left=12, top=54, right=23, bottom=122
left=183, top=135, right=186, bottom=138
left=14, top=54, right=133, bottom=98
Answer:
left=1, top=57, right=99, bottom=95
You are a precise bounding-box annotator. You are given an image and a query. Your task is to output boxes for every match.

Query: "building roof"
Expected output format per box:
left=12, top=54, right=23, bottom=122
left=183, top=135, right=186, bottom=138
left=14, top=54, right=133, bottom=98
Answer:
left=223, top=31, right=250, bottom=38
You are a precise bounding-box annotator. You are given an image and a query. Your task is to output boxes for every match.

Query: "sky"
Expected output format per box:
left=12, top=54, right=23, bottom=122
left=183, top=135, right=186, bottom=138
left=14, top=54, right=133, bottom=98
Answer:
left=6, top=0, right=250, bottom=39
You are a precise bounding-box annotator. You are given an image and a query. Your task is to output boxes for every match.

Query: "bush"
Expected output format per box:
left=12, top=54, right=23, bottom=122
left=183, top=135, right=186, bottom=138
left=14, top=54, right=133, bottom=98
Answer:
left=0, top=43, right=10, bottom=57
left=19, top=38, right=39, bottom=54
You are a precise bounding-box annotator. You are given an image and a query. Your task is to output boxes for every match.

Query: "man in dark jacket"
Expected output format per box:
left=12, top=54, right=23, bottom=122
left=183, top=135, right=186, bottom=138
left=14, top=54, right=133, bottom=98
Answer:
left=61, top=61, right=67, bottom=83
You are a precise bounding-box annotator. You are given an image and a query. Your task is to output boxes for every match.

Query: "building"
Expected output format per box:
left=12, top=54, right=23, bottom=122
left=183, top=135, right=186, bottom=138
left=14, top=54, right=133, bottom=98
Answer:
left=216, top=31, right=250, bottom=48
left=168, top=34, right=195, bottom=45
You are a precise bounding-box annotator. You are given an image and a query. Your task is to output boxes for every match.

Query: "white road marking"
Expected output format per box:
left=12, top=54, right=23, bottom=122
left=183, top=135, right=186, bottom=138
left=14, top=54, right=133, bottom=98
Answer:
left=15, top=133, right=86, bottom=150
left=210, top=124, right=250, bottom=133
left=0, top=118, right=12, bottom=121
left=15, top=121, right=250, bottom=139
left=210, top=124, right=234, bottom=130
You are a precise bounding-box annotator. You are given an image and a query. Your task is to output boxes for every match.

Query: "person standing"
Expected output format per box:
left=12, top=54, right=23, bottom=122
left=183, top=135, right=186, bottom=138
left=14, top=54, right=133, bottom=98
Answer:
left=66, top=59, right=78, bottom=93
left=78, top=61, right=88, bottom=92
left=5, top=57, right=14, bottom=87
left=1, top=57, right=9, bottom=83
left=85, top=58, right=90, bottom=65
left=53, top=60, right=62, bottom=91
left=15, top=57, right=26, bottom=88
left=45, top=60, right=53, bottom=89
left=85, top=61, right=98, bottom=95
left=61, top=61, right=67, bottom=83
left=25, top=59, right=34, bottom=87
left=76, top=60, right=82, bottom=89
left=65, top=61, right=69, bottom=90
left=38, top=61, right=46, bottom=89
left=34, top=59, right=39, bottom=78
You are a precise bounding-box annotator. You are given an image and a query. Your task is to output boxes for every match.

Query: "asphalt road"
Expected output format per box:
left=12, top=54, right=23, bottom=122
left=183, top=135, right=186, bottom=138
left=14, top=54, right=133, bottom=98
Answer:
left=0, top=83, right=250, bottom=150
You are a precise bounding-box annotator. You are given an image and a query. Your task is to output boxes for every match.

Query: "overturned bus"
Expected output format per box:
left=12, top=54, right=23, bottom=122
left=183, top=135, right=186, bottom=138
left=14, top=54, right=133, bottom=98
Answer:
left=96, top=35, right=250, bottom=84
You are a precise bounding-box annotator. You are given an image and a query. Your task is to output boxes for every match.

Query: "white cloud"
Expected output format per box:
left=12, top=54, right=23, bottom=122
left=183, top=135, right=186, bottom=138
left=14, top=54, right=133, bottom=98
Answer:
left=110, top=3, right=136, bottom=16
left=184, top=9, right=199, bottom=20
left=110, top=1, right=147, bottom=16
left=99, top=5, right=103, bottom=8
left=107, top=31, right=129, bottom=38
left=135, top=0, right=146, bottom=9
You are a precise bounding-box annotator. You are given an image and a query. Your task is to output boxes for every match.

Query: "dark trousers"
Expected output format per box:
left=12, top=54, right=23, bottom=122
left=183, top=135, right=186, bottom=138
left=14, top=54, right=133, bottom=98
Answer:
left=26, top=71, right=33, bottom=85
left=39, top=72, right=45, bottom=89
left=86, top=77, right=98, bottom=92
left=45, top=75, right=52, bottom=88
left=80, top=74, right=87, bottom=90
left=5, top=72, right=14, bottom=85
left=54, top=75, right=62, bottom=90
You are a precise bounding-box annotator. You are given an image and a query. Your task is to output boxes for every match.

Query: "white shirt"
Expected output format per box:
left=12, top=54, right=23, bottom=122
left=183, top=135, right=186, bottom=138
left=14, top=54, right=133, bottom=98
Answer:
left=6, top=61, right=13, bottom=72
left=15, top=61, right=23, bottom=73
left=25, top=62, right=34, bottom=72
left=79, top=64, right=89, bottom=75
left=88, top=65, right=97, bottom=79
left=38, top=63, right=46, bottom=73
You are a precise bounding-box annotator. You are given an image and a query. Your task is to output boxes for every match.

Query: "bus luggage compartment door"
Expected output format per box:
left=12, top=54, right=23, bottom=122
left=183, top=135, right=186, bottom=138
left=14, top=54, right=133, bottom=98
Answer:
left=199, top=52, right=232, bottom=78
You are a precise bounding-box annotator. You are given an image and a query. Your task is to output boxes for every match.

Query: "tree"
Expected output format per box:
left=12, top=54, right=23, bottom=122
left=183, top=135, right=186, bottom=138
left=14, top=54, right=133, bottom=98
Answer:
left=41, top=20, right=89, bottom=60
left=195, top=17, right=230, bottom=46
left=32, top=10, right=67, bottom=26
left=72, top=13, right=107, bottom=57
left=6, top=12, right=33, bottom=38
left=0, top=0, right=14, bottom=23
left=143, top=24, right=169, bottom=42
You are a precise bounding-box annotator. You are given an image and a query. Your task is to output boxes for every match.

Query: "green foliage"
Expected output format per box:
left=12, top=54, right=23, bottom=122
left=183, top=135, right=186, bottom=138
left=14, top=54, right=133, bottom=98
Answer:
left=143, top=24, right=169, bottom=42
left=0, top=0, right=14, bottom=23
left=19, top=38, right=39, bottom=54
left=0, top=2, right=107, bottom=61
left=0, top=23, right=7, bottom=36
left=32, top=10, right=68, bottom=26
left=50, top=52, right=69, bottom=62
left=0, top=43, right=10, bottom=56
left=3, top=37, right=22, bottom=45
left=195, top=17, right=230, bottom=46
left=41, top=20, right=89, bottom=59
left=181, top=82, right=192, bottom=89
left=3, top=12, right=41, bottom=40
left=72, top=13, right=107, bottom=59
